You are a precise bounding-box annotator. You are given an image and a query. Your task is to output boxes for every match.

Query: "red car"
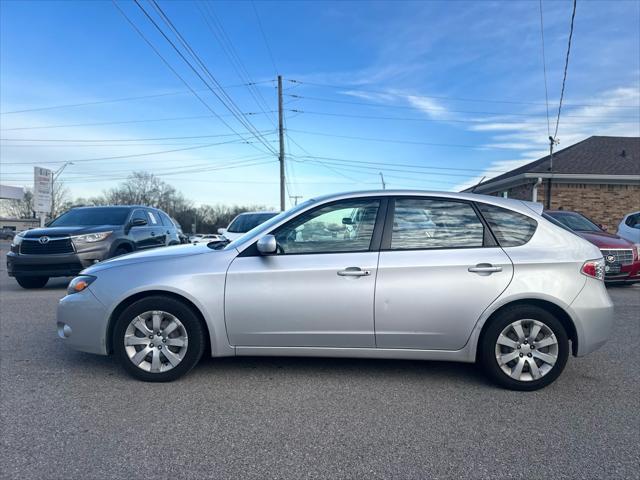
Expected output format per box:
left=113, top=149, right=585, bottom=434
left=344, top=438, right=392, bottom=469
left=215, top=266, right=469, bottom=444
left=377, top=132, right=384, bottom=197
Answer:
left=545, top=210, right=640, bottom=285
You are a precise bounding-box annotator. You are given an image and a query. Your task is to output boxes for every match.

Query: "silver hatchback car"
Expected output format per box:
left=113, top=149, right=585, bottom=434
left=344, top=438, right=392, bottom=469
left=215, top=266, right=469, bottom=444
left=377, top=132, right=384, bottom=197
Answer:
left=57, top=191, right=613, bottom=390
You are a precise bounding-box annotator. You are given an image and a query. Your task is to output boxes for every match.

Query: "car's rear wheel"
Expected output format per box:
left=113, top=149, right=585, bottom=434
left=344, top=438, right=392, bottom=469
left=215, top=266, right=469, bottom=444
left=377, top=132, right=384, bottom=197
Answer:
left=480, top=305, right=569, bottom=391
left=113, top=296, right=205, bottom=382
left=15, top=276, right=49, bottom=289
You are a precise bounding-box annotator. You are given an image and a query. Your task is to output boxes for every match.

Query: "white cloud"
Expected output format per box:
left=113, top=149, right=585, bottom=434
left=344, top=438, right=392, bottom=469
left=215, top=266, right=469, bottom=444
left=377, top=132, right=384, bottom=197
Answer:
left=453, top=86, right=640, bottom=192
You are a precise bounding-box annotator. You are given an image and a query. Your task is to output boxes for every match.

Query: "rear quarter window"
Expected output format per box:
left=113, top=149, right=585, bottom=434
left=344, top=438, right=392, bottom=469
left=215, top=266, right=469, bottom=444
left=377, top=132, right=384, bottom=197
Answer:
left=477, top=203, right=537, bottom=247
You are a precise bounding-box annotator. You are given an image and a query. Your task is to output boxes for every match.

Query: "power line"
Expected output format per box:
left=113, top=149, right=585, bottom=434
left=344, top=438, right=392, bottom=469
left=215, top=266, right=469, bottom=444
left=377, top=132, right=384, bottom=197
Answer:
left=287, top=128, right=531, bottom=150
left=286, top=94, right=639, bottom=119
left=538, top=0, right=551, bottom=138
left=290, top=154, right=511, bottom=175
left=292, top=157, right=494, bottom=180
left=0, top=82, right=273, bottom=116
left=0, top=112, right=274, bottom=131
left=288, top=79, right=640, bottom=110
left=197, top=1, right=277, bottom=128
left=2, top=159, right=276, bottom=183
left=0, top=139, right=257, bottom=166
left=0, top=131, right=276, bottom=143
left=289, top=109, right=638, bottom=126
left=141, top=0, right=278, bottom=155
left=251, top=0, right=278, bottom=75
left=553, top=0, right=577, bottom=140
left=112, top=0, right=271, bottom=156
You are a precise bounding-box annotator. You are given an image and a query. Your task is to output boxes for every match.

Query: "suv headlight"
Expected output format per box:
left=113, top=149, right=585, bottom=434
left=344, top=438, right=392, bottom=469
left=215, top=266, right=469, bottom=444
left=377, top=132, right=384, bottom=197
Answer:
left=11, top=231, right=25, bottom=246
left=67, top=275, right=96, bottom=295
left=72, top=231, right=112, bottom=243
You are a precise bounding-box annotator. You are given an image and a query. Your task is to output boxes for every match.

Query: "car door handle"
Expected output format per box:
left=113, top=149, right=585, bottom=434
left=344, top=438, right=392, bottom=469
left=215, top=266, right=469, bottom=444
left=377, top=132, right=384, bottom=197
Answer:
left=337, top=267, right=371, bottom=277
left=150, top=232, right=156, bottom=236
left=468, top=264, right=502, bottom=275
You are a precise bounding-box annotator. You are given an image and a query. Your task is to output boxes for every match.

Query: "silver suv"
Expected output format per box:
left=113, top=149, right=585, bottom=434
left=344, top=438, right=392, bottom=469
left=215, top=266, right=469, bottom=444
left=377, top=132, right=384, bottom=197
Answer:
left=57, top=191, right=613, bottom=390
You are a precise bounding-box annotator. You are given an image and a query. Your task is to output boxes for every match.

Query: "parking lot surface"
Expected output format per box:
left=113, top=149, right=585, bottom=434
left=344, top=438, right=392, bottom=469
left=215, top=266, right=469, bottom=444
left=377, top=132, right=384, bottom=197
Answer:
left=1, top=241, right=639, bottom=479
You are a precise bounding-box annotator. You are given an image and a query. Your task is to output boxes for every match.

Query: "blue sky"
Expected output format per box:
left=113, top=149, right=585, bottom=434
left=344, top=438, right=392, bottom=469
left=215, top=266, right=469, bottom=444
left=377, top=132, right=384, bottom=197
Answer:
left=1, top=0, right=639, bottom=208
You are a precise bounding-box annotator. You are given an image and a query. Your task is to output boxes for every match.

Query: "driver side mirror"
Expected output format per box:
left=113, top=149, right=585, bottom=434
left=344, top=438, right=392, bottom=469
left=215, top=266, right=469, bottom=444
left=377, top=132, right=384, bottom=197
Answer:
left=130, top=218, right=147, bottom=227
left=256, top=234, right=277, bottom=255
left=126, top=217, right=147, bottom=233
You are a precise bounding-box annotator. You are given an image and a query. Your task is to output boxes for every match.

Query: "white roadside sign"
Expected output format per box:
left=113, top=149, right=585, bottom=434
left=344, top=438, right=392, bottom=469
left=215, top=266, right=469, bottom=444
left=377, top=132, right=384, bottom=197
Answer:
left=33, top=166, right=53, bottom=214
left=0, top=184, right=25, bottom=200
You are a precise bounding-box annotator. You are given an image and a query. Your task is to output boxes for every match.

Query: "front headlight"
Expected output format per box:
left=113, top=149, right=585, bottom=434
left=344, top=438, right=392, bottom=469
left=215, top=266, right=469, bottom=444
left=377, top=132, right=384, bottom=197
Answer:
left=11, top=231, right=25, bottom=246
left=67, top=275, right=96, bottom=295
left=72, top=231, right=112, bottom=243
left=635, top=244, right=640, bottom=260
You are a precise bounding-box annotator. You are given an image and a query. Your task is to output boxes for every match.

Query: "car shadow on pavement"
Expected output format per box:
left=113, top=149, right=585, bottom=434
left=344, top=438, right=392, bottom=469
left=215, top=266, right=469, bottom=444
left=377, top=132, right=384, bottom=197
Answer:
left=62, top=350, right=490, bottom=388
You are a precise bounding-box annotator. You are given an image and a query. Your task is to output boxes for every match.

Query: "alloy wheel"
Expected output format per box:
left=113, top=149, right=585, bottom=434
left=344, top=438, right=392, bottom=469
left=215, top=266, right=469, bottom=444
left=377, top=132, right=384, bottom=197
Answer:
left=123, top=310, right=189, bottom=373
left=494, top=319, right=559, bottom=382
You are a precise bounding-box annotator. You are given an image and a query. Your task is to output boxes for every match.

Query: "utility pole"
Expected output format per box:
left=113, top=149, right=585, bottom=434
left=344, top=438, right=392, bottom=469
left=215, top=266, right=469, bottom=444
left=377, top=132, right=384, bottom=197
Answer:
left=379, top=172, right=386, bottom=190
left=277, top=75, right=286, bottom=211
left=546, top=136, right=558, bottom=209
left=289, top=195, right=303, bottom=206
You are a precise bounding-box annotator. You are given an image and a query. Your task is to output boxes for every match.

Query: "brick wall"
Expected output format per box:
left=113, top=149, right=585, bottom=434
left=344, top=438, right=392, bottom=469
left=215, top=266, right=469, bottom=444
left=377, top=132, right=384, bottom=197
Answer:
left=485, top=182, right=640, bottom=231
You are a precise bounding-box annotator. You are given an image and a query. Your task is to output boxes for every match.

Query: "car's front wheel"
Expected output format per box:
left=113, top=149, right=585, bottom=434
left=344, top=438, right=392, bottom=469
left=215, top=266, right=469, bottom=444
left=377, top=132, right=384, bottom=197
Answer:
left=480, top=305, right=569, bottom=391
left=113, top=296, right=206, bottom=382
left=15, top=276, right=49, bottom=289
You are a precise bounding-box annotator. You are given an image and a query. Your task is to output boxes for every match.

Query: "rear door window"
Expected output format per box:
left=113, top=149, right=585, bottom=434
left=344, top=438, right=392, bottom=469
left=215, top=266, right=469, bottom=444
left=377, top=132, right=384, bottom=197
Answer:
left=478, top=203, right=537, bottom=247
left=390, top=198, right=484, bottom=250
left=157, top=211, right=173, bottom=227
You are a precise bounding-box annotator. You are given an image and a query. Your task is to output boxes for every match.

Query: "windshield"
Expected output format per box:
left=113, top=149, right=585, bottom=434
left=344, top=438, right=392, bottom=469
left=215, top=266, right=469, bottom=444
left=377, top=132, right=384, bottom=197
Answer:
left=223, top=200, right=315, bottom=250
left=546, top=212, right=601, bottom=232
left=227, top=212, right=279, bottom=233
left=48, top=207, right=131, bottom=227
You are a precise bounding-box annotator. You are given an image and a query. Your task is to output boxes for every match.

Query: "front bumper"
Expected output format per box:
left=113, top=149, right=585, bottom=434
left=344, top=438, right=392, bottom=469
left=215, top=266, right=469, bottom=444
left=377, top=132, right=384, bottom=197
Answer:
left=57, top=288, right=110, bottom=355
left=604, top=262, right=640, bottom=284
left=570, top=278, right=615, bottom=356
left=7, top=243, right=110, bottom=277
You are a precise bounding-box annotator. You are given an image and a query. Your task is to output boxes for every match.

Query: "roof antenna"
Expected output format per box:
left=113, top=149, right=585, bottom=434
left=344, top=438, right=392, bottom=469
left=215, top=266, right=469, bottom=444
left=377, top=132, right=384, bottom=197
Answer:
left=471, top=176, right=486, bottom=193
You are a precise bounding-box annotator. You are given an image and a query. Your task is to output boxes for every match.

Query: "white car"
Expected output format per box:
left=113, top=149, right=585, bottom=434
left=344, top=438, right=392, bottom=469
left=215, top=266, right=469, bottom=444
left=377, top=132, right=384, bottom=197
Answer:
left=57, top=190, right=614, bottom=390
left=219, top=211, right=279, bottom=241
left=191, top=234, right=224, bottom=244
left=617, top=211, right=640, bottom=243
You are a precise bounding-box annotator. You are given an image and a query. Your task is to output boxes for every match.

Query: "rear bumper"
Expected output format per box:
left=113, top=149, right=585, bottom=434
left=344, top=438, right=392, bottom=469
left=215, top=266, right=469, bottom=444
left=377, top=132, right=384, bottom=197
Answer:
left=7, top=244, right=110, bottom=277
left=570, top=278, right=615, bottom=356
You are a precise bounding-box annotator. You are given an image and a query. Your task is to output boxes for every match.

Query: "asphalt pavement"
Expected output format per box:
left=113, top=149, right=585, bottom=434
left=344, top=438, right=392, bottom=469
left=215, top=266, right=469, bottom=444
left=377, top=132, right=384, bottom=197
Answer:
left=1, top=241, right=639, bottom=479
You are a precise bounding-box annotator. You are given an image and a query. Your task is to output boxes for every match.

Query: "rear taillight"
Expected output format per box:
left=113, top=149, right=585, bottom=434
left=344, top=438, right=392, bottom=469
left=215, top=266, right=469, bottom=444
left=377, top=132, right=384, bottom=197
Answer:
left=581, top=259, right=605, bottom=280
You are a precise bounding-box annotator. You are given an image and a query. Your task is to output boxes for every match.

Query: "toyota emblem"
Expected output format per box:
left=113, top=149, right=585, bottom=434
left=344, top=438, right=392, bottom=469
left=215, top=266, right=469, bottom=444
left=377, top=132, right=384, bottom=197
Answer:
left=39, top=236, right=50, bottom=245
left=606, top=255, right=616, bottom=263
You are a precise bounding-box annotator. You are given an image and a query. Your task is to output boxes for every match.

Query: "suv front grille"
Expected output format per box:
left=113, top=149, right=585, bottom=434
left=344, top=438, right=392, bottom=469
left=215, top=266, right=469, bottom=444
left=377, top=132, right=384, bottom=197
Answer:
left=20, top=237, right=74, bottom=255
left=601, top=249, right=634, bottom=274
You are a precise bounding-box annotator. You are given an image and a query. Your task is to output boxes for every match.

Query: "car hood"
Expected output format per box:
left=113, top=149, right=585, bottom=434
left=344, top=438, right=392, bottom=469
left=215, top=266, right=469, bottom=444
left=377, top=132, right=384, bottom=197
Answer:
left=21, top=225, right=121, bottom=237
left=82, top=243, right=214, bottom=274
left=575, top=230, right=633, bottom=248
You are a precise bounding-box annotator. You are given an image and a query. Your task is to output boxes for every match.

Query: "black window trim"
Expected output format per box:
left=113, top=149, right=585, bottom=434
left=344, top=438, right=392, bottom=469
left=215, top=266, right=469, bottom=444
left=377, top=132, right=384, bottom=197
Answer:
left=239, top=196, right=388, bottom=257
left=380, top=195, right=497, bottom=252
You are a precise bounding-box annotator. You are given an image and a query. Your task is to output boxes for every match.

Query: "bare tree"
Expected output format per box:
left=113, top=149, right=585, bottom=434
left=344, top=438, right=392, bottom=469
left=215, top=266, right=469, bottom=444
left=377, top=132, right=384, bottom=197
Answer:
left=0, top=191, right=34, bottom=219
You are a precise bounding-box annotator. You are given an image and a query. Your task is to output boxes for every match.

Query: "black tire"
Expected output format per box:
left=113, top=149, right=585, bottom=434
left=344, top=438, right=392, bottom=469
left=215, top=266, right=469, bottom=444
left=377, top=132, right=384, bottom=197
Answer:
left=113, top=296, right=206, bottom=382
left=479, top=305, right=569, bottom=391
left=15, top=276, right=49, bottom=289
left=111, top=247, right=130, bottom=258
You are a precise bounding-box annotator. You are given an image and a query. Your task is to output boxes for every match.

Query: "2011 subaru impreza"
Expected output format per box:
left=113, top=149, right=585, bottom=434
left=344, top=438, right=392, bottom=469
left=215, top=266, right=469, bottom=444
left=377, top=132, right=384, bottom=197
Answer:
left=57, top=191, right=614, bottom=390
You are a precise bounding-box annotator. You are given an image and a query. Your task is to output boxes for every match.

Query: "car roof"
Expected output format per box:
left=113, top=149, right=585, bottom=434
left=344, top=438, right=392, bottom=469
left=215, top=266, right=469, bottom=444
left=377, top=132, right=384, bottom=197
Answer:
left=305, top=190, right=543, bottom=217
